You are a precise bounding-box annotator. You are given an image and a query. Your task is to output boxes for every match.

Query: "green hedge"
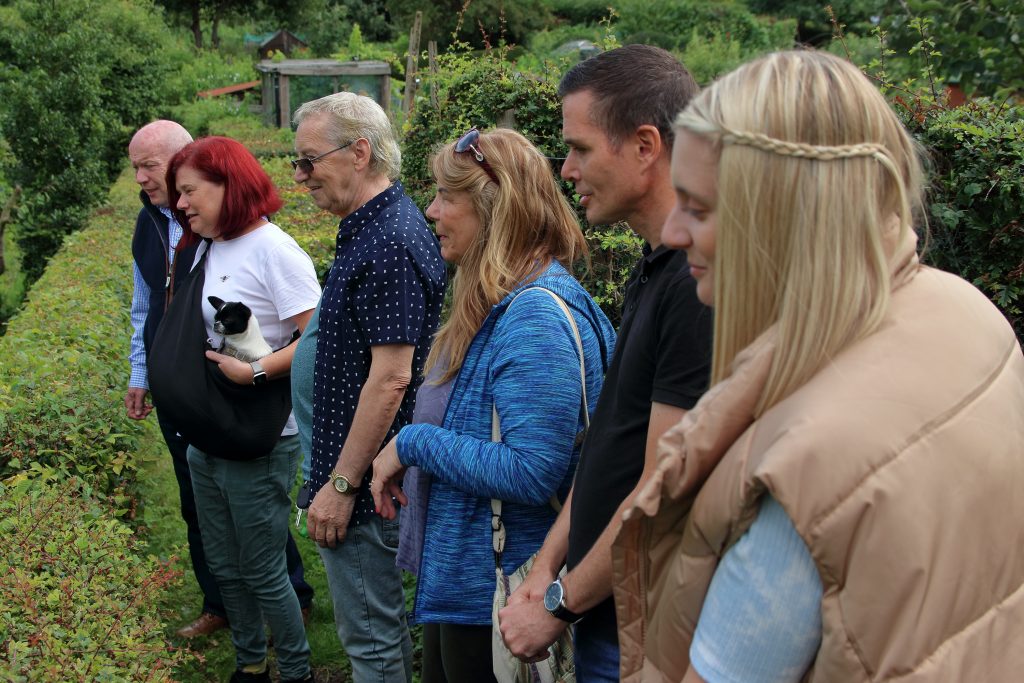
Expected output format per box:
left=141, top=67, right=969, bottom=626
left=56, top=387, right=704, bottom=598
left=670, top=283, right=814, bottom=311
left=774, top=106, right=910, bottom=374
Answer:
left=0, top=179, right=148, bottom=496
left=0, top=479, right=185, bottom=681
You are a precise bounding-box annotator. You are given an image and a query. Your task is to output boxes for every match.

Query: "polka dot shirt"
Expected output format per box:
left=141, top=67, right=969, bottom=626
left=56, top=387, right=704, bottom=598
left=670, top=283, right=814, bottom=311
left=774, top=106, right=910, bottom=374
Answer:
left=311, top=181, right=447, bottom=526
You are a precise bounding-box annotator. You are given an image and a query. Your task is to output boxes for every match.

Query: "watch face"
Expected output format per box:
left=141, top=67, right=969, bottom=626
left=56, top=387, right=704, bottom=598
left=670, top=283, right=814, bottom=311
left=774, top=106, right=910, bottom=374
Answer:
left=333, top=477, right=350, bottom=493
left=543, top=580, right=563, bottom=612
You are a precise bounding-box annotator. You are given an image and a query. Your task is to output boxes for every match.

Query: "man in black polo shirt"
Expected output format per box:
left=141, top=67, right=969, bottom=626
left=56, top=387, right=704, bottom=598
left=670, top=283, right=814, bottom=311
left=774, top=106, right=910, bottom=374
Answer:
left=499, top=45, right=711, bottom=680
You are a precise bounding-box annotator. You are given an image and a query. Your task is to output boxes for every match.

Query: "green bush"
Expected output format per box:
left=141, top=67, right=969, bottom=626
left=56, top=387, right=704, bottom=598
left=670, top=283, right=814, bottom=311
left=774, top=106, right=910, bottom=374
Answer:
left=827, top=17, right=1024, bottom=342
left=402, top=44, right=642, bottom=324
left=0, top=479, right=185, bottom=681
left=884, top=2, right=1024, bottom=98
left=915, top=102, right=1024, bottom=340
left=0, top=0, right=183, bottom=283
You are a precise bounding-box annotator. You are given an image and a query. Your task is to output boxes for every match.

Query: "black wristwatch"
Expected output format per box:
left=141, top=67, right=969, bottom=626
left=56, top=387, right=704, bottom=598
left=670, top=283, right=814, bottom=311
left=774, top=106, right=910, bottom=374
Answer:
left=544, top=578, right=583, bottom=623
left=250, top=360, right=268, bottom=385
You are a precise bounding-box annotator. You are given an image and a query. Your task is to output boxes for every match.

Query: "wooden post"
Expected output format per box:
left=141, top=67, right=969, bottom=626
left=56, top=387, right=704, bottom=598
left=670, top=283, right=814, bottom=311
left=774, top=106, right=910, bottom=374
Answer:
left=278, top=74, right=291, bottom=128
left=403, top=11, right=422, bottom=115
left=428, top=41, right=439, bottom=110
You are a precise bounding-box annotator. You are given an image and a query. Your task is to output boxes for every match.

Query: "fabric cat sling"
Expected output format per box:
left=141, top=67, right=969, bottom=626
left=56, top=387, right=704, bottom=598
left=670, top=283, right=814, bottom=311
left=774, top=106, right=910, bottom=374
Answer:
left=148, top=244, right=292, bottom=460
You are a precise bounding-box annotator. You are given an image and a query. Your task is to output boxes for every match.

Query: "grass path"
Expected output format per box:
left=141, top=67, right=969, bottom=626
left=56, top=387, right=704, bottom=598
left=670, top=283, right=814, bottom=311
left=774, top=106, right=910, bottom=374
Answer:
left=136, top=421, right=357, bottom=681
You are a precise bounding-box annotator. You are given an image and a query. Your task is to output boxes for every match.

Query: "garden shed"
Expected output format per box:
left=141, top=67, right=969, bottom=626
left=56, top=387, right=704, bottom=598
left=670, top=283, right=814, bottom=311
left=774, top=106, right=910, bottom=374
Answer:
left=256, top=59, right=392, bottom=128
left=257, top=29, right=307, bottom=59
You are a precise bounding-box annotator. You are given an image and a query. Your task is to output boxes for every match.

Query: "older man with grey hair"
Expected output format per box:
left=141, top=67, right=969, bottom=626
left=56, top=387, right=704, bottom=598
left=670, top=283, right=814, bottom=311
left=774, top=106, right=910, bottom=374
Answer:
left=292, top=93, right=446, bottom=682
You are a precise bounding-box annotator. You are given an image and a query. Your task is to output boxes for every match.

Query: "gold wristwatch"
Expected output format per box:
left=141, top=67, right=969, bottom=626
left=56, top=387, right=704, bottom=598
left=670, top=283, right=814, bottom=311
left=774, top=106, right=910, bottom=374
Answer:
left=328, top=472, right=360, bottom=495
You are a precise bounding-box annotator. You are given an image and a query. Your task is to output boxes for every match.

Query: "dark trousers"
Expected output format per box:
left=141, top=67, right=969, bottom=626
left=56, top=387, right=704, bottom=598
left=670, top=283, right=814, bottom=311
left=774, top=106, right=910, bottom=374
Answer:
left=159, top=416, right=314, bottom=617
left=421, top=622, right=498, bottom=683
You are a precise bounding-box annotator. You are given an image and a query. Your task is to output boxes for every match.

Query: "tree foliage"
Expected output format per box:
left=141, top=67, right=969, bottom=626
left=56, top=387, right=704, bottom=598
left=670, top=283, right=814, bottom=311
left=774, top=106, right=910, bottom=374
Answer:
left=0, top=0, right=181, bottom=283
left=388, top=0, right=556, bottom=50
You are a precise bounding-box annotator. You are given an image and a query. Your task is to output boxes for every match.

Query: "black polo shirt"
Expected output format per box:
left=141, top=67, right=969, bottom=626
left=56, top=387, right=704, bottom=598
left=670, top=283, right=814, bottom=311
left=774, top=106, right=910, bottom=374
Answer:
left=568, top=245, right=712, bottom=645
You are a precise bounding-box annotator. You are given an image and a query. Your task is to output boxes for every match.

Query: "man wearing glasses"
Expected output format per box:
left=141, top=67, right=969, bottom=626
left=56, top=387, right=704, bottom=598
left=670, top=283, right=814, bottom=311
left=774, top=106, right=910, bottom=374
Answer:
left=498, top=45, right=713, bottom=680
left=292, top=93, right=446, bottom=683
left=125, top=120, right=315, bottom=639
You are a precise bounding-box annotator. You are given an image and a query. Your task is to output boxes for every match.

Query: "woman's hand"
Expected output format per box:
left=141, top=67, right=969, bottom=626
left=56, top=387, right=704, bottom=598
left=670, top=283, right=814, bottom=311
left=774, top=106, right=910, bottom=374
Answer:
left=370, top=437, right=408, bottom=519
left=205, top=350, right=253, bottom=385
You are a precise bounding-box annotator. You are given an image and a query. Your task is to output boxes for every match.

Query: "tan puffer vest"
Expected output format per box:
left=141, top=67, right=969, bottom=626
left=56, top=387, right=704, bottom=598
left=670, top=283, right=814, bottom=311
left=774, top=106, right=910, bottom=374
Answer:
left=613, top=261, right=1024, bottom=682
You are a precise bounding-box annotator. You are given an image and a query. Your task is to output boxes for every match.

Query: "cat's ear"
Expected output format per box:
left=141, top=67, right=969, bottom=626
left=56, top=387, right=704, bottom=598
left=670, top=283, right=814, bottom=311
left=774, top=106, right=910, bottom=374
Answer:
left=207, top=295, right=225, bottom=311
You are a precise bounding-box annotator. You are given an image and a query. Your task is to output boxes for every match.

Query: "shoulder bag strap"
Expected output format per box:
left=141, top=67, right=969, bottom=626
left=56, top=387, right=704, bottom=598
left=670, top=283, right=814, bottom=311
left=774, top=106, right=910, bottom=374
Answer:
left=492, top=287, right=588, bottom=569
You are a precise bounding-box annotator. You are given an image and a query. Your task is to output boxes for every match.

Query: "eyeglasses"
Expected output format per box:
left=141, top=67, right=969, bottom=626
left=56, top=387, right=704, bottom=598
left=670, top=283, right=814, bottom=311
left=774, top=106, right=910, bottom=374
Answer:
left=455, top=127, right=500, bottom=186
left=290, top=140, right=353, bottom=174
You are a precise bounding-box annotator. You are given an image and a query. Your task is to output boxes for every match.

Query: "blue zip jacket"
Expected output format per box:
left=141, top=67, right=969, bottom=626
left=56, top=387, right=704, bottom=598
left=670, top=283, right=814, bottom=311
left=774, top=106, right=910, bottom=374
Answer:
left=396, top=262, right=616, bottom=624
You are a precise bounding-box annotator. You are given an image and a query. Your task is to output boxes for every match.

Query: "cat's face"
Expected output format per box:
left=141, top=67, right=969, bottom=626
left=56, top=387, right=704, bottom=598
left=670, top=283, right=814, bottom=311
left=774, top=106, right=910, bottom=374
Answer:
left=208, top=296, right=253, bottom=336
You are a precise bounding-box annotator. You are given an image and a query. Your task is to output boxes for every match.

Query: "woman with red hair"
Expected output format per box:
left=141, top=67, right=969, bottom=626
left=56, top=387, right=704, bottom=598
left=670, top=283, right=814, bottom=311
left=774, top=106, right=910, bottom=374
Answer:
left=166, top=136, right=320, bottom=683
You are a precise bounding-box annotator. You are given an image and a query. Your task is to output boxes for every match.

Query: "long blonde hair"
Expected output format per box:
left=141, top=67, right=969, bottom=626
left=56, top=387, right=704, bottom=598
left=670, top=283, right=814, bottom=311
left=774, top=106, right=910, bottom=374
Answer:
left=675, top=50, right=925, bottom=415
left=427, top=128, right=588, bottom=382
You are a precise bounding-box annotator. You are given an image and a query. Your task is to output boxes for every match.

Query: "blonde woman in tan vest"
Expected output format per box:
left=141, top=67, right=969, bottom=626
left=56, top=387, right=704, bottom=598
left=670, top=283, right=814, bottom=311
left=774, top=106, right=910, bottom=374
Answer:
left=612, top=50, right=1024, bottom=682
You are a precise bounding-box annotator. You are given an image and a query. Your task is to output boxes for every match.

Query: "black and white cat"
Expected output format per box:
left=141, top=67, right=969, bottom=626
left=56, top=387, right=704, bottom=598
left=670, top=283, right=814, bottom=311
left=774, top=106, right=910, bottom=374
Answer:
left=207, top=295, right=273, bottom=362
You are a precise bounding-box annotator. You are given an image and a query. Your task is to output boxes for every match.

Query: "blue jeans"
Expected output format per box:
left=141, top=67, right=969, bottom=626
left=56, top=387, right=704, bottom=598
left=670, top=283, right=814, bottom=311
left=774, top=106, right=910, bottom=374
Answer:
left=162, top=417, right=313, bottom=618
left=318, top=513, right=412, bottom=683
left=188, top=436, right=311, bottom=680
left=574, top=623, right=619, bottom=683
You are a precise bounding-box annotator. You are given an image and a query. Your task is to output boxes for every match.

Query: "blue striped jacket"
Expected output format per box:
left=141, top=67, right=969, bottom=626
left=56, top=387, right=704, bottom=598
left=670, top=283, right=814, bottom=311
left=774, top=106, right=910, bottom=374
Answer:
left=396, top=261, right=616, bottom=624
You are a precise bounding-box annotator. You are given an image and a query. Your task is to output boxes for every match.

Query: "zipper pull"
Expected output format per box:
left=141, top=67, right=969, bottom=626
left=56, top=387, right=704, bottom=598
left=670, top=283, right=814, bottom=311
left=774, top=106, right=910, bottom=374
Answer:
left=165, top=275, right=171, bottom=290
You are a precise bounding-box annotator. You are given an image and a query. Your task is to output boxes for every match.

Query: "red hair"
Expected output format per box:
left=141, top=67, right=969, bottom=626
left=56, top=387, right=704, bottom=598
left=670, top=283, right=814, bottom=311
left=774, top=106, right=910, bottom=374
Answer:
left=167, top=136, right=283, bottom=247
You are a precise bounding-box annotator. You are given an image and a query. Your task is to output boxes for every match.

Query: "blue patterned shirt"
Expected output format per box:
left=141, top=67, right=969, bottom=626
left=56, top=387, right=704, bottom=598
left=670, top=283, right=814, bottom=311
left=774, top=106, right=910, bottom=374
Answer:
left=310, top=181, right=446, bottom=526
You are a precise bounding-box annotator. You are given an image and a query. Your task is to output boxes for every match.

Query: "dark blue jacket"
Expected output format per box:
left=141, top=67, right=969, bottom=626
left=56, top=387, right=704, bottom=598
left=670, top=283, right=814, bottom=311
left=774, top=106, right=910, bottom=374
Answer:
left=131, top=191, right=198, bottom=353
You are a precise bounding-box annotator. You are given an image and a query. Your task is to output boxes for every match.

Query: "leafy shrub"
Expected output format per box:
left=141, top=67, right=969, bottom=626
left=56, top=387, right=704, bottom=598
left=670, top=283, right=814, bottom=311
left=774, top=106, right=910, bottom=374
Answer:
left=0, top=0, right=184, bottom=283
left=885, top=1, right=1023, bottom=98
left=402, top=44, right=642, bottom=324
left=831, top=16, right=1024, bottom=342
left=0, top=479, right=185, bottom=681
left=915, top=102, right=1024, bottom=340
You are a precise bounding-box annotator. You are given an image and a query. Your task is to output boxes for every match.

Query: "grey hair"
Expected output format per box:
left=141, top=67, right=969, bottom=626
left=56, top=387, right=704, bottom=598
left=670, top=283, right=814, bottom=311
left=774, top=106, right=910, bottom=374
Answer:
left=293, top=92, right=401, bottom=180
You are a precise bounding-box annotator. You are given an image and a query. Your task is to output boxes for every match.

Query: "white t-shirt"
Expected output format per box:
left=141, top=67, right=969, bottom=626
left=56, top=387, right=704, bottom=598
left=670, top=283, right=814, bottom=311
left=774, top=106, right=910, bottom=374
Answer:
left=193, top=222, right=321, bottom=435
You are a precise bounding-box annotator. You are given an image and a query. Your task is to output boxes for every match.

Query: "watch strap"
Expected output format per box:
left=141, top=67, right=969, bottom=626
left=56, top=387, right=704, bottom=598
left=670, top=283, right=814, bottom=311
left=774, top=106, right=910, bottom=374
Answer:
left=250, top=360, right=268, bottom=385
left=550, top=601, right=583, bottom=624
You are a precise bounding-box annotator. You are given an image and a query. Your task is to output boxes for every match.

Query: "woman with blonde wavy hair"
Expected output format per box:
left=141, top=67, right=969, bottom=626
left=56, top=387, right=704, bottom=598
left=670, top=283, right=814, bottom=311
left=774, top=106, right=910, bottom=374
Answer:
left=613, top=50, right=1024, bottom=682
left=370, top=127, right=616, bottom=682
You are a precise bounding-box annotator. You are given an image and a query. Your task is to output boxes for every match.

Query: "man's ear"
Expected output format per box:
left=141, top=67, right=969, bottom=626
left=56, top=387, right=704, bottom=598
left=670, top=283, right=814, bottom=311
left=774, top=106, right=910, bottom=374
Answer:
left=351, top=137, right=372, bottom=172
left=634, top=124, right=664, bottom=167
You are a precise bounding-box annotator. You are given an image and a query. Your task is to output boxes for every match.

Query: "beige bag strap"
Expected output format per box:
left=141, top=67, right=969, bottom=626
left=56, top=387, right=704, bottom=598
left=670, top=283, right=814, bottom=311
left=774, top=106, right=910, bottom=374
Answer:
left=492, top=287, right=587, bottom=565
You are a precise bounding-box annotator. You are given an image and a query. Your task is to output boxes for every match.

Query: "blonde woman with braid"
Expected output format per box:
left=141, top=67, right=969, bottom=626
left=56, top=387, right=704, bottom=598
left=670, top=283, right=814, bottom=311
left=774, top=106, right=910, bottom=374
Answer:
left=370, top=127, right=615, bottom=682
left=612, top=51, right=1024, bottom=682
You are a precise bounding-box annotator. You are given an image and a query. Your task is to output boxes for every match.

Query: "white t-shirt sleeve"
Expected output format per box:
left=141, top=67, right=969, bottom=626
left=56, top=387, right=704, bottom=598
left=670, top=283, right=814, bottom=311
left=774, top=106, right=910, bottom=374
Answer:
left=262, top=239, right=321, bottom=322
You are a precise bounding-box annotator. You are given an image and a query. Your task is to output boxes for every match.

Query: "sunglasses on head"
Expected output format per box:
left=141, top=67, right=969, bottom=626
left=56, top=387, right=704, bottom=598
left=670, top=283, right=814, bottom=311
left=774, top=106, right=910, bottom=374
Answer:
left=455, top=127, right=500, bottom=186
left=290, top=140, right=353, bottom=174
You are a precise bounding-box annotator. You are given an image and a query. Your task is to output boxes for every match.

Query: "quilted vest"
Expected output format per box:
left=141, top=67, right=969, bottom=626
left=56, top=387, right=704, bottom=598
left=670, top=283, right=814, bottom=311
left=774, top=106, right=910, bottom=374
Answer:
left=613, top=264, right=1024, bottom=682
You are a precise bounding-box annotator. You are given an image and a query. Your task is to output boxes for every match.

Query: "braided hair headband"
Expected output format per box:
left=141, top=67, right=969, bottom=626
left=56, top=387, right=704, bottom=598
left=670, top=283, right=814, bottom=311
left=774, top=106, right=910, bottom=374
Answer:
left=718, top=127, right=909, bottom=223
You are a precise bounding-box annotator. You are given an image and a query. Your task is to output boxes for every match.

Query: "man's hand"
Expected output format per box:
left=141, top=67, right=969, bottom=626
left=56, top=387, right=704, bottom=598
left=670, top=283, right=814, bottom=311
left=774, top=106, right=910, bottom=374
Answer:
left=369, top=437, right=408, bottom=520
left=205, top=350, right=254, bottom=385
left=307, top=483, right=356, bottom=548
left=499, top=594, right=568, bottom=663
left=507, top=562, right=555, bottom=607
left=124, top=388, right=152, bottom=420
